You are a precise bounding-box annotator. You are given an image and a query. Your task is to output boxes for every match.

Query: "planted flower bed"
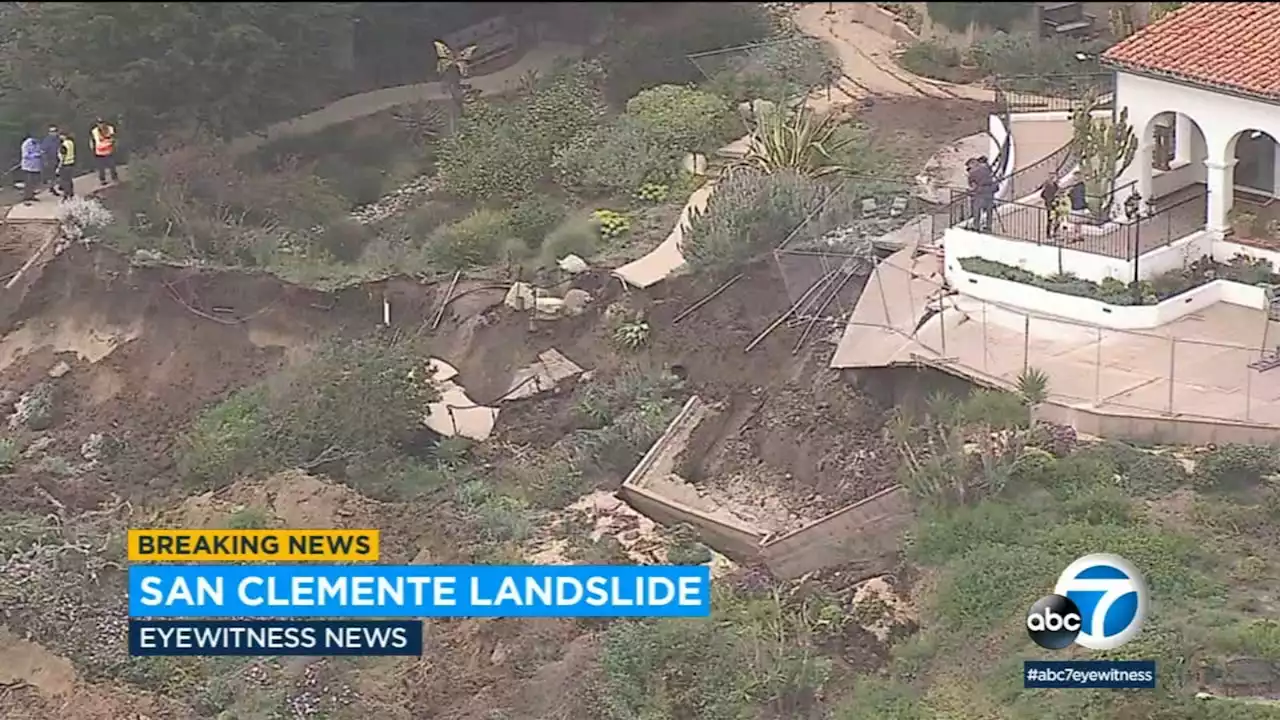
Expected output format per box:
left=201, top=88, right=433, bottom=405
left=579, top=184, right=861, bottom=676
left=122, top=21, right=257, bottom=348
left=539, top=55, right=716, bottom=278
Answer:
left=958, top=254, right=1280, bottom=306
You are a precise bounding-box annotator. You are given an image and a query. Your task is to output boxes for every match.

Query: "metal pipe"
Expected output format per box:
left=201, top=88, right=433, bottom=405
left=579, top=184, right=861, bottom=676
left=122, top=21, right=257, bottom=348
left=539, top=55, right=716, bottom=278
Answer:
left=673, top=273, right=742, bottom=324
left=746, top=270, right=838, bottom=353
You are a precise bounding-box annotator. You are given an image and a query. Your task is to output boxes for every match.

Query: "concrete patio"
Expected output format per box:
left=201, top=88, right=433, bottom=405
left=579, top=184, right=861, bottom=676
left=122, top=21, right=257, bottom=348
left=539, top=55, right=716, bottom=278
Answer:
left=833, top=247, right=1280, bottom=443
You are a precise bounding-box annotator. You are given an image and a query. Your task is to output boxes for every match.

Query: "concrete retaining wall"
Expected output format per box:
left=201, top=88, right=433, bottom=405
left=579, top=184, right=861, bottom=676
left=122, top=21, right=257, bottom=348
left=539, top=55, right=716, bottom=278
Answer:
left=618, top=484, right=764, bottom=564
left=760, top=486, right=913, bottom=580
left=620, top=394, right=915, bottom=579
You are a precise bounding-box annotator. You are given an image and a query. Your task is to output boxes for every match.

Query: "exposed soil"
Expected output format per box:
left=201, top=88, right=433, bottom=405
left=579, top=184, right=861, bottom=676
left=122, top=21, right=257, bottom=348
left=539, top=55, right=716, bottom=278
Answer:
left=0, top=223, right=56, bottom=281
left=859, top=96, right=995, bottom=180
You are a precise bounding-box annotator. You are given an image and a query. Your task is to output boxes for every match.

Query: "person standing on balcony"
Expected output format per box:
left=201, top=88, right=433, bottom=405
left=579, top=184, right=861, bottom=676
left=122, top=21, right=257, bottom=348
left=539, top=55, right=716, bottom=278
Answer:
left=967, top=157, right=997, bottom=232
left=1040, top=175, right=1060, bottom=239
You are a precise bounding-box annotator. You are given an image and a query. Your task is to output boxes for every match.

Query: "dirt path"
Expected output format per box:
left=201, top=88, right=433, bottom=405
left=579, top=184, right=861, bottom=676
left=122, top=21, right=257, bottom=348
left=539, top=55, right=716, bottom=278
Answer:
left=794, top=3, right=994, bottom=103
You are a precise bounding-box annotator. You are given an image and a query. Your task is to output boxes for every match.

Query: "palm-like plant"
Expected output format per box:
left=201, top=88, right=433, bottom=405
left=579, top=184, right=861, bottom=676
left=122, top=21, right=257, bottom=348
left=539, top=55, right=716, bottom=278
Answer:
left=731, top=107, right=853, bottom=178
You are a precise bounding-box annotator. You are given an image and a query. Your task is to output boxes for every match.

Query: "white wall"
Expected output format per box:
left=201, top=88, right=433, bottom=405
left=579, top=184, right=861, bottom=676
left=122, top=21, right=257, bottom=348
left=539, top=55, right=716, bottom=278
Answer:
left=944, top=259, right=1265, bottom=330
left=942, top=227, right=1212, bottom=283
left=989, top=114, right=1013, bottom=200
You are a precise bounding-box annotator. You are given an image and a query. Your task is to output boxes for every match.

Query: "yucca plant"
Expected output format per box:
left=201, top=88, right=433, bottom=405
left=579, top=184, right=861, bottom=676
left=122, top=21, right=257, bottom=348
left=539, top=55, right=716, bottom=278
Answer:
left=612, top=320, right=651, bottom=351
left=1016, top=366, right=1051, bottom=428
left=731, top=107, right=853, bottom=178
left=1015, top=367, right=1050, bottom=406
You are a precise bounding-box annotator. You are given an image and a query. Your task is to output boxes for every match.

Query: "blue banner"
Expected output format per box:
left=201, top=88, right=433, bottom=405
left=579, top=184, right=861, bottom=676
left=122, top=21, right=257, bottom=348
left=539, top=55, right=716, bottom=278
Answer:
left=129, top=619, right=422, bottom=656
left=1024, top=660, right=1157, bottom=689
left=129, top=564, right=712, bottom=618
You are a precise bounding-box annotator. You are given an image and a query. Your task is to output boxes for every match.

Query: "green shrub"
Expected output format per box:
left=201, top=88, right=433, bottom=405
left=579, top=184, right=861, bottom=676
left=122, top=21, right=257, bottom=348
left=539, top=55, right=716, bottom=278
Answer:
left=508, top=196, right=568, bottom=247
left=319, top=161, right=387, bottom=208
left=179, top=388, right=271, bottom=487
left=897, top=40, right=967, bottom=83
left=226, top=507, right=272, bottom=530
left=540, top=214, right=601, bottom=266
left=438, top=62, right=606, bottom=201
left=635, top=182, right=670, bottom=203
left=957, top=256, right=1280, bottom=306
left=593, top=209, right=631, bottom=240
left=436, top=104, right=549, bottom=202
left=932, top=544, right=1052, bottom=634
left=312, top=219, right=372, bottom=263
left=406, top=200, right=469, bottom=239
left=553, top=115, right=679, bottom=197
left=179, top=337, right=435, bottom=490
left=123, top=143, right=351, bottom=264
left=681, top=169, right=833, bottom=271
left=967, top=33, right=1110, bottom=94
left=625, top=84, right=734, bottom=152
left=426, top=209, right=515, bottom=270
left=1192, top=444, right=1280, bottom=491
left=704, top=35, right=841, bottom=105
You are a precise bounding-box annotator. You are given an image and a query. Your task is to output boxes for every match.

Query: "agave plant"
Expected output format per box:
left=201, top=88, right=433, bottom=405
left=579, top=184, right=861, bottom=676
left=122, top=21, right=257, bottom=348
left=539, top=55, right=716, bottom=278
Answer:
left=731, top=107, right=853, bottom=178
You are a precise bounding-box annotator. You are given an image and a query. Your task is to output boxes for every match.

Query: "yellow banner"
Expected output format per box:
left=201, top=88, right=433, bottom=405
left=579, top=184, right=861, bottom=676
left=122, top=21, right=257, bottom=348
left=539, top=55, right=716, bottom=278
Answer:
left=128, top=529, right=380, bottom=562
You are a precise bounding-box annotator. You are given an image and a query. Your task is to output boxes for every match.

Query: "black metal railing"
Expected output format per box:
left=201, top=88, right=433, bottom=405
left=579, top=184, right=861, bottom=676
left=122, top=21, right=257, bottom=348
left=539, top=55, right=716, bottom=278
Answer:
left=992, top=72, right=1115, bottom=113
left=946, top=181, right=1208, bottom=262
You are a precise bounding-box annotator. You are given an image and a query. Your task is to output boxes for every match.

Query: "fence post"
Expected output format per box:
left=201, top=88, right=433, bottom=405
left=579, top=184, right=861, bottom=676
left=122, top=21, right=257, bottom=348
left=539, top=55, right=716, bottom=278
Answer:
left=1166, top=337, right=1177, bottom=415
left=1246, top=363, right=1253, bottom=422
left=1023, top=314, right=1031, bottom=373
left=1131, top=219, right=1141, bottom=287
left=1094, top=326, right=1102, bottom=404
left=982, top=301, right=989, bottom=372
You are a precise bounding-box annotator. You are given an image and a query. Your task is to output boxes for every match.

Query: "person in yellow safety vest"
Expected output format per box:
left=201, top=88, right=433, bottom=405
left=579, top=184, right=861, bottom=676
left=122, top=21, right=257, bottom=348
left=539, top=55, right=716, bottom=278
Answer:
left=55, top=131, right=76, bottom=200
left=91, top=117, right=119, bottom=185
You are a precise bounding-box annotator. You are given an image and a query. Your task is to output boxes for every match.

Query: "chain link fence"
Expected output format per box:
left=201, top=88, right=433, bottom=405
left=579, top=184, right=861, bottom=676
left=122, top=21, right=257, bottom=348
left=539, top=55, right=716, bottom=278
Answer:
left=864, top=259, right=1280, bottom=427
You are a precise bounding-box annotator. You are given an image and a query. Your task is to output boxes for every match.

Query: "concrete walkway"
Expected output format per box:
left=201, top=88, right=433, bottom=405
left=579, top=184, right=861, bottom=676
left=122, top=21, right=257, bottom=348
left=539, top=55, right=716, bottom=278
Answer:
left=6, top=41, right=583, bottom=223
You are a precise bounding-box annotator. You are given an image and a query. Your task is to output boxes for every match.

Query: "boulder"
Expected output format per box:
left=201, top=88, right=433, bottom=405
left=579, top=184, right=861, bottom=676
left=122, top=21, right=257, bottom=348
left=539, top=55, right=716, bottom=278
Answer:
left=557, top=254, right=589, bottom=274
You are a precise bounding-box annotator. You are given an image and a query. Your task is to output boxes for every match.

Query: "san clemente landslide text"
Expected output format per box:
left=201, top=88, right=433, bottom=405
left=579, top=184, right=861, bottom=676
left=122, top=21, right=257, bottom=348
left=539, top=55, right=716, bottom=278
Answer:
left=136, top=573, right=705, bottom=611
left=128, top=529, right=380, bottom=562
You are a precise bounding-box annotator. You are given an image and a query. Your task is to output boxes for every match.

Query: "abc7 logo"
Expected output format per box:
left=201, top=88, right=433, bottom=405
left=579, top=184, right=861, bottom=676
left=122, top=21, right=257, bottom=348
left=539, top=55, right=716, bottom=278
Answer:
left=1026, top=594, right=1083, bottom=649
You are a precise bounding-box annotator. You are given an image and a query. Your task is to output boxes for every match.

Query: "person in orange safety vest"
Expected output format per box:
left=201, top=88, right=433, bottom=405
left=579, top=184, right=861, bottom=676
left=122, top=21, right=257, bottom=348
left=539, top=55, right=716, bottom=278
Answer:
left=91, top=117, right=119, bottom=185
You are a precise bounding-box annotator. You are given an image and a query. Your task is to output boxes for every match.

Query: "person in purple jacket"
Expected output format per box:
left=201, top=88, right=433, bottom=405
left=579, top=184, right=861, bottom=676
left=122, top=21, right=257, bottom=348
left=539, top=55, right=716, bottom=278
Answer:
left=19, top=131, right=43, bottom=203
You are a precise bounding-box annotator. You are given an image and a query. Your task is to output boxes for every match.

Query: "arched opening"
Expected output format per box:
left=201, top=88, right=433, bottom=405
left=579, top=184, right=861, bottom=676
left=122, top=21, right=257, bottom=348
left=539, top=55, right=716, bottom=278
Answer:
left=1141, top=111, right=1206, bottom=204
left=1229, top=129, right=1280, bottom=199
left=1226, top=129, right=1280, bottom=247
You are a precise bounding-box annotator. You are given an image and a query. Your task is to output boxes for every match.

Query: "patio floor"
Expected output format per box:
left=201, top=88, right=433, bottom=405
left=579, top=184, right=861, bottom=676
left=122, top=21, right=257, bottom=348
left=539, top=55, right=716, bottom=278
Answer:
left=833, top=252, right=1280, bottom=430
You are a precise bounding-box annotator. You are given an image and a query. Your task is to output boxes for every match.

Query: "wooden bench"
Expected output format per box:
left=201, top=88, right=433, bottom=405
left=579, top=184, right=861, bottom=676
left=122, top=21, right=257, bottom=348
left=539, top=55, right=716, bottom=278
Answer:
left=1041, top=2, right=1096, bottom=38
left=442, top=16, right=518, bottom=73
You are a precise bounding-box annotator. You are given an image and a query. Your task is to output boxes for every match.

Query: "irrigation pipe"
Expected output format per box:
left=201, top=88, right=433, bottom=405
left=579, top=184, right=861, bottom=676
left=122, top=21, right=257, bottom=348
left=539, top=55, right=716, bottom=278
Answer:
left=672, top=273, right=742, bottom=324
left=744, top=269, right=840, bottom=353
left=792, top=268, right=858, bottom=354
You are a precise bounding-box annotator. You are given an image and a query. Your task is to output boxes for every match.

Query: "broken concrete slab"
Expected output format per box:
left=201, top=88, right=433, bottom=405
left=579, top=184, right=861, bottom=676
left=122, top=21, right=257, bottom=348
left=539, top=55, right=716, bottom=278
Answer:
left=424, top=380, right=498, bottom=441
left=501, top=349, right=585, bottom=401
left=427, top=358, right=459, bottom=383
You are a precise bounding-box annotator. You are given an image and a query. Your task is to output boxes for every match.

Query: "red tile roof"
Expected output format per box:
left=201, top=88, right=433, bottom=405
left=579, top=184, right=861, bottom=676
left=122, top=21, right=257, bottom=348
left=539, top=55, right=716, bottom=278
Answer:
left=1102, top=2, right=1280, bottom=100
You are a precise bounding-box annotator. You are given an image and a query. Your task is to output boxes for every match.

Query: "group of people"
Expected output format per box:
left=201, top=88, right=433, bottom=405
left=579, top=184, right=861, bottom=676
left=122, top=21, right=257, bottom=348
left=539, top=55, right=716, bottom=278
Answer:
left=18, top=117, right=120, bottom=204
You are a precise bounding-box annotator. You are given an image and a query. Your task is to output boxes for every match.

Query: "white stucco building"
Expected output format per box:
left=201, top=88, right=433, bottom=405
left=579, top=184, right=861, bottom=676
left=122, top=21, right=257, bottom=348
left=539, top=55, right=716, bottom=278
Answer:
left=1106, top=1, right=1280, bottom=236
